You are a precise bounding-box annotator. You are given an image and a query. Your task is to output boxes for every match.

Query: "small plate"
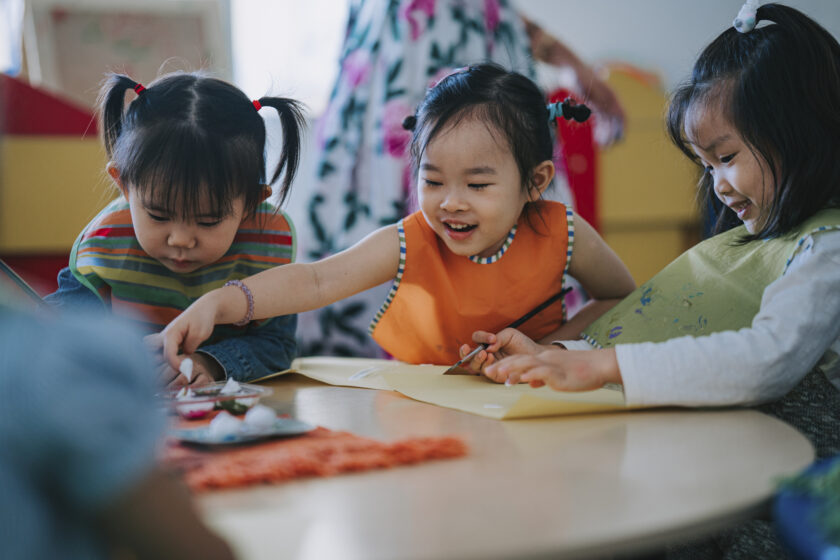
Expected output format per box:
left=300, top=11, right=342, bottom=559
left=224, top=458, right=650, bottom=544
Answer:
left=171, top=418, right=315, bottom=447
left=159, top=381, right=273, bottom=419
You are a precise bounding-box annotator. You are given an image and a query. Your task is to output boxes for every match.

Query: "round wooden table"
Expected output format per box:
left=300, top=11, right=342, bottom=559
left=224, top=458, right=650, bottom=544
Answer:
left=198, top=375, right=814, bottom=560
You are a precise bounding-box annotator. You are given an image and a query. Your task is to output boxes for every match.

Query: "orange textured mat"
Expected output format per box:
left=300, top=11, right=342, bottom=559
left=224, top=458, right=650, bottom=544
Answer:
left=164, top=426, right=468, bottom=491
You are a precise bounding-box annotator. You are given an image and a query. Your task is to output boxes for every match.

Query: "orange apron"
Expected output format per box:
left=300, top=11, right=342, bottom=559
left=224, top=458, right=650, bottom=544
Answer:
left=371, top=202, right=572, bottom=364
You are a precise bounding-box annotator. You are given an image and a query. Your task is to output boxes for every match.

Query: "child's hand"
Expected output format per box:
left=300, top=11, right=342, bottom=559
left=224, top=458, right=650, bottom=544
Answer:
left=165, top=353, right=223, bottom=388
left=460, top=328, right=548, bottom=373
left=160, top=295, right=221, bottom=371
left=483, top=348, right=621, bottom=391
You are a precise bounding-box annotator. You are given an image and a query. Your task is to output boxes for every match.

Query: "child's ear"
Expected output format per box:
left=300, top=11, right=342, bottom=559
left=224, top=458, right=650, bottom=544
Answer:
left=106, top=162, right=129, bottom=199
left=260, top=184, right=273, bottom=202
left=528, top=160, right=555, bottom=201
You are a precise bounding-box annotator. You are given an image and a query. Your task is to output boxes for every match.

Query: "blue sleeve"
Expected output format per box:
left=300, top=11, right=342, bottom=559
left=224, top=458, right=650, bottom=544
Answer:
left=0, top=309, right=164, bottom=515
left=198, top=314, right=298, bottom=382
left=43, top=267, right=106, bottom=313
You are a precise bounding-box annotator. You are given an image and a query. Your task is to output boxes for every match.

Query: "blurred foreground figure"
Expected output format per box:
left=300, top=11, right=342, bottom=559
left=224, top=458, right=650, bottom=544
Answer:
left=0, top=305, right=235, bottom=560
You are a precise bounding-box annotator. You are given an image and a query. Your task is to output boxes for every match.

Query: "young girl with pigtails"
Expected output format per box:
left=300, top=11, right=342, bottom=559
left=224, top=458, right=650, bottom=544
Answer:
left=47, top=71, right=306, bottom=387
left=155, top=63, right=636, bottom=371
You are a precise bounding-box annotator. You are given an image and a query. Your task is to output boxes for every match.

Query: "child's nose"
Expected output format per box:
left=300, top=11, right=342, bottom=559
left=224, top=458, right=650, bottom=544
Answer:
left=713, top=175, right=733, bottom=197
left=440, top=187, right=468, bottom=212
left=167, top=227, right=196, bottom=249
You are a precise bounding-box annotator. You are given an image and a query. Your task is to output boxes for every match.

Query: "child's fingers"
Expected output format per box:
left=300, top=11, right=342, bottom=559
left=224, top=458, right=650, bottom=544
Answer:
left=143, top=333, right=163, bottom=352
left=159, top=363, right=182, bottom=387
left=167, top=374, right=187, bottom=389
left=468, top=349, right=489, bottom=372
left=188, top=371, right=215, bottom=387
left=161, top=330, right=183, bottom=371
left=493, top=355, right=541, bottom=386
left=471, top=330, right=497, bottom=349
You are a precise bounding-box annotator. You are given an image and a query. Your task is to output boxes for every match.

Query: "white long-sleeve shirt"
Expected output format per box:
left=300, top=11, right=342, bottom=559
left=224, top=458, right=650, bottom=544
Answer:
left=563, top=229, right=840, bottom=407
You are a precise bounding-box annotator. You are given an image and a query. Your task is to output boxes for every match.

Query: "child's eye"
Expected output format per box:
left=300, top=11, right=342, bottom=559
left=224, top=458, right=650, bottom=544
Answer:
left=468, top=183, right=490, bottom=190
left=147, top=213, right=169, bottom=222
left=423, top=178, right=442, bottom=187
left=198, top=220, right=222, bottom=227
left=720, top=154, right=735, bottom=164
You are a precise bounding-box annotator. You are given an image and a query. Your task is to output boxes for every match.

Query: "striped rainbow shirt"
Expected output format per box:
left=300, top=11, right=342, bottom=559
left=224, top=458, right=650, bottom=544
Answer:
left=70, top=197, right=295, bottom=333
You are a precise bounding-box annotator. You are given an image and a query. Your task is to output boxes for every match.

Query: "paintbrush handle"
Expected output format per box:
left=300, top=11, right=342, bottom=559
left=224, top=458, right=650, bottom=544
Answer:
left=444, top=287, right=571, bottom=375
left=506, top=287, right=572, bottom=330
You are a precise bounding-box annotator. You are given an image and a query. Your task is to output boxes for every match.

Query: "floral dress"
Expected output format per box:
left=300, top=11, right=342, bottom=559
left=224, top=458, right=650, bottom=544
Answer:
left=296, top=0, right=537, bottom=357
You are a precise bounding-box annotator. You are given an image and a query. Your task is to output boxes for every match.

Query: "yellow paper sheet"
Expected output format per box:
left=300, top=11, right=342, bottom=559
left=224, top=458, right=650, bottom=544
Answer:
left=268, top=357, right=632, bottom=420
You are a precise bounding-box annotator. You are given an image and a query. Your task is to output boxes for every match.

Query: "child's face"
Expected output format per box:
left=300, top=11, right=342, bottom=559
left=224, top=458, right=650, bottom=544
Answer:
left=123, top=186, right=246, bottom=274
left=417, top=117, right=543, bottom=258
left=686, top=105, right=775, bottom=234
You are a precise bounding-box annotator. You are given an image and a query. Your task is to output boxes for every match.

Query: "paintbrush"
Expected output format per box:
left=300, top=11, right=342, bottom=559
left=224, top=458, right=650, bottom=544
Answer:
left=442, top=287, right=573, bottom=375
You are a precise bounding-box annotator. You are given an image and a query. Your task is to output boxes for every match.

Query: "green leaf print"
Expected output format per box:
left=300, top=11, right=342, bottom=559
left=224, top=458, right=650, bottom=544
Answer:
left=386, top=59, right=403, bottom=85
left=343, top=191, right=371, bottom=231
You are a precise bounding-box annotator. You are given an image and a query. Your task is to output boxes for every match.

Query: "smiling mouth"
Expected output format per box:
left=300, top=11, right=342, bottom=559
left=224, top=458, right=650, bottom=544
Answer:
left=731, top=200, right=751, bottom=218
left=444, top=222, right=477, bottom=233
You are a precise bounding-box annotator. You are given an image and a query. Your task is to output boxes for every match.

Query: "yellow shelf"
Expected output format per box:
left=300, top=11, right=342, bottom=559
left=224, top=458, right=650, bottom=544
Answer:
left=1, top=137, right=113, bottom=252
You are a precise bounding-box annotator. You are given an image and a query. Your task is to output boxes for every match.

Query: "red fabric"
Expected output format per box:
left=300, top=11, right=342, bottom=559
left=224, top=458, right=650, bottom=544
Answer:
left=550, top=89, right=599, bottom=232
left=0, top=254, right=68, bottom=295
left=163, top=424, right=468, bottom=491
left=0, top=74, right=97, bottom=136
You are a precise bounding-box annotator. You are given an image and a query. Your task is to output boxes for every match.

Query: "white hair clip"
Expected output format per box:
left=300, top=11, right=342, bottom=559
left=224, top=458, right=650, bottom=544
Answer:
left=733, top=0, right=760, bottom=33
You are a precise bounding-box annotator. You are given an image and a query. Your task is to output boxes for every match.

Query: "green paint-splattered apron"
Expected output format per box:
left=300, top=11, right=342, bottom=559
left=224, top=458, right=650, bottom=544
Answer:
left=584, top=208, right=840, bottom=461
left=582, top=209, right=840, bottom=348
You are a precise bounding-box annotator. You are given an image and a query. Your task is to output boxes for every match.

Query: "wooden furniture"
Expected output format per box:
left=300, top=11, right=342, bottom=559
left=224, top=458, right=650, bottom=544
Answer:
left=599, top=66, right=702, bottom=284
left=199, top=375, right=814, bottom=560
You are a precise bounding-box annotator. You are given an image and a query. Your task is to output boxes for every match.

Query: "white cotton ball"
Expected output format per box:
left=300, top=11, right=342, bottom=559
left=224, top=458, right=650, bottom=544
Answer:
left=244, top=404, right=276, bottom=431
left=208, top=411, right=242, bottom=440
left=179, top=358, right=194, bottom=383
left=220, top=377, right=241, bottom=395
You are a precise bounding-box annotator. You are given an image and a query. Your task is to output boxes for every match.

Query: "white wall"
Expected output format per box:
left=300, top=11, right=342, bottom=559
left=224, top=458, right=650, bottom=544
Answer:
left=517, top=0, right=840, bottom=89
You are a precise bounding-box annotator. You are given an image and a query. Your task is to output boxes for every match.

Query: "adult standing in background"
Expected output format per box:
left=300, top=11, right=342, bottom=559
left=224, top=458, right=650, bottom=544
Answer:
left=296, top=0, right=626, bottom=358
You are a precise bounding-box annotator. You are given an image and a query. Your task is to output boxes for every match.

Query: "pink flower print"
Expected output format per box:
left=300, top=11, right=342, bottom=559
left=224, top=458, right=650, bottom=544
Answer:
left=382, top=101, right=412, bottom=158
left=401, top=0, right=436, bottom=41
left=484, top=0, right=501, bottom=33
left=342, top=50, right=370, bottom=88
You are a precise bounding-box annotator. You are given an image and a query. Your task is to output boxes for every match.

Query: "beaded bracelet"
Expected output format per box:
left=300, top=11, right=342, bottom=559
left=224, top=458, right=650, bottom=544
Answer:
left=224, top=279, right=254, bottom=326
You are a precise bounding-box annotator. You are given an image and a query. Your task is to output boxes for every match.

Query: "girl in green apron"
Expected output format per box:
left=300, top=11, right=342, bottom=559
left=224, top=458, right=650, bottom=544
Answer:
left=471, top=5, right=840, bottom=555
left=473, top=3, right=840, bottom=462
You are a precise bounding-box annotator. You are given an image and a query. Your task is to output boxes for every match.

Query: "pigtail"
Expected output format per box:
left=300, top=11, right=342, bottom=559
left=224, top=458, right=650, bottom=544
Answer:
left=96, top=73, right=143, bottom=158
left=256, top=97, right=306, bottom=206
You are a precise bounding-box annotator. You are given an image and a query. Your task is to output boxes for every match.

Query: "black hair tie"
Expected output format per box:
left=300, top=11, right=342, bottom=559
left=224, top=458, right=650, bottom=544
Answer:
left=402, top=115, right=417, bottom=131
left=547, top=98, right=592, bottom=123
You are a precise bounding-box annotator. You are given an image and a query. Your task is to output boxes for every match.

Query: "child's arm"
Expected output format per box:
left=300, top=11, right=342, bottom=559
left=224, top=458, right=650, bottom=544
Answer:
left=160, top=225, right=401, bottom=370
left=43, top=267, right=107, bottom=312
left=546, top=213, right=635, bottom=341
left=483, top=230, right=840, bottom=403
left=189, top=314, right=298, bottom=384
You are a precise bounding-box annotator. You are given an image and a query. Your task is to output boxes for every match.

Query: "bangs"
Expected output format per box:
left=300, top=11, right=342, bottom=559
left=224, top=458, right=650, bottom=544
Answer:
left=116, top=123, right=261, bottom=220
left=669, top=80, right=736, bottom=162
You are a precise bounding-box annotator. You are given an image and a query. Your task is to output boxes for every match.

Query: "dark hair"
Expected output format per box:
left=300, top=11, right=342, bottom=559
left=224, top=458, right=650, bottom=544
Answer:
left=97, top=71, right=305, bottom=221
left=404, top=63, right=584, bottom=196
left=667, top=3, right=840, bottom=240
